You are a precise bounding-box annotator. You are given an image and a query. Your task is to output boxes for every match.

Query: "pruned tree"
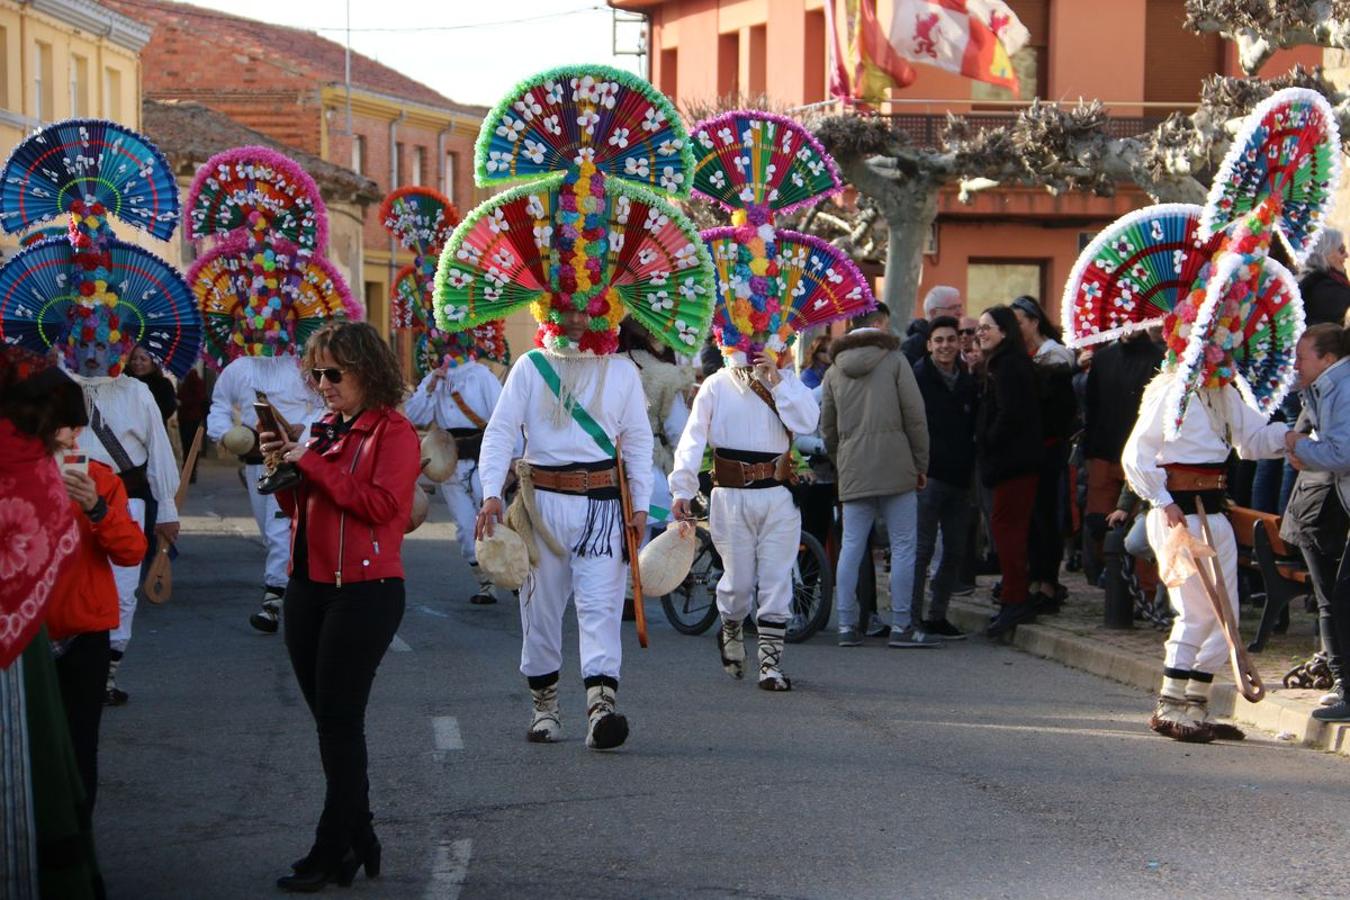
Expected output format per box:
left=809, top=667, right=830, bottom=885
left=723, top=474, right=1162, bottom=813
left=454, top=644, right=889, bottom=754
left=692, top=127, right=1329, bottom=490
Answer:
left=813, top=5, right=1350, bottom=332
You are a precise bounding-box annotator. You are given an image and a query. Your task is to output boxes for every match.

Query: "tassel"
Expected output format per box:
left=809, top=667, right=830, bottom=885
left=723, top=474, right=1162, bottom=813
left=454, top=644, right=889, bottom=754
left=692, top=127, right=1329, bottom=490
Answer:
left=572, top=497, right=621, bottom=560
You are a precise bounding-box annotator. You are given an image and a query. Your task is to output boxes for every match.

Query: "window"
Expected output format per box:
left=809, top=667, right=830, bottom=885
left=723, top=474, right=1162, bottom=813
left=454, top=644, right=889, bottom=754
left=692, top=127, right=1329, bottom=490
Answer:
left=803, top=10, right=826, bottom=104
left=103, top=67, right=122, bottom=120
left=659, top=48, right=677, bottom=99
left=412, top=146, right=424, bottom=187
left=35, top=41, right=53, bottom=121
left=966, top=260, right=1046, bottom=316
left=70, top=54, right=89, bottom=117
left=0, top=26, right=10, bottom=112
left=748, top=25, right=766, bottom=97
left=351, top=134, right=366, bottom=175
left=717, top=32, right=739, bottom=99
left=443, top=150, right=457, bottom=203
left=394, top=141, right=404, bottom=186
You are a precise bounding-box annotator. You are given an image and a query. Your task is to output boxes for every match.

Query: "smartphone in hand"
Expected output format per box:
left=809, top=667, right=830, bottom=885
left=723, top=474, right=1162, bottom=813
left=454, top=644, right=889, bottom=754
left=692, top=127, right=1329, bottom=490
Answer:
left=253, top=401, right=282, bottom=441
left=60, top=453, right=88, bottom=475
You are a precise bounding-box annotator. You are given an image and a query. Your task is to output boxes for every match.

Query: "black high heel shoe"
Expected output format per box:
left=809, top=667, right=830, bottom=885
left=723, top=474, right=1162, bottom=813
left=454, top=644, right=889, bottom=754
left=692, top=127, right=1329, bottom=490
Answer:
left=276, top=848, right=361, bottom=893
left=352, top=829, right=381, bottom=879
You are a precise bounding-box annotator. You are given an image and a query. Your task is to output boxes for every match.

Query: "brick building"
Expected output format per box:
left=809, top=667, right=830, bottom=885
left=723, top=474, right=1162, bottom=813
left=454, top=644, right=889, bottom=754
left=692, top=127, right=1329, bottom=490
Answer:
left=612, top=0, right=1324, bottom=320
left=103, top=0, right=486, bottom=347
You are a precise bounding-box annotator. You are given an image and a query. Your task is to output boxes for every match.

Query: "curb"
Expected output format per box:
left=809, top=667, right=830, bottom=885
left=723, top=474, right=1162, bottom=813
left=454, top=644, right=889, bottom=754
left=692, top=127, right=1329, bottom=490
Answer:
left=946, top=601, right=1350, bottom=757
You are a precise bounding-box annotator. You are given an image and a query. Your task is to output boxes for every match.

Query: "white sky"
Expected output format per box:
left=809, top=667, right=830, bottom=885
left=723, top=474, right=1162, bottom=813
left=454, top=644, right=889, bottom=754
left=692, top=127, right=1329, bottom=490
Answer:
left=181, top=0, right=645, bottom=107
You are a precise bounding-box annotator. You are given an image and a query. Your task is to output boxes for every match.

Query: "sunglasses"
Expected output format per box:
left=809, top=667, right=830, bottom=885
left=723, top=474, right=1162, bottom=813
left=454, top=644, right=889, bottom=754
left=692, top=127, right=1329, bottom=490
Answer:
left=311, top=367, right=345, bottom=384
left=959, top=328, right=976, bottom=336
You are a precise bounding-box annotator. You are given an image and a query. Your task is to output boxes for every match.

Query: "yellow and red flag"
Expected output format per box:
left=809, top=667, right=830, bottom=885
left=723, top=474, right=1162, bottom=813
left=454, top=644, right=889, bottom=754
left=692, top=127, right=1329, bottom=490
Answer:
left=829, top=0, right=1030, bottom=105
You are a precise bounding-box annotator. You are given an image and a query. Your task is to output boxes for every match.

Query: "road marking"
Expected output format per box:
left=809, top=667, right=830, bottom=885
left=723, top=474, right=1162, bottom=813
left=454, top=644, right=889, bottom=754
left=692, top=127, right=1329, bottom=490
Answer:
left=419, top=605, right=449, bottom=619
left=432, top=716, right=463, bottom=761
left=390, top=634, right=412, bottom=653
left=426, top=838, right=472, bottom=900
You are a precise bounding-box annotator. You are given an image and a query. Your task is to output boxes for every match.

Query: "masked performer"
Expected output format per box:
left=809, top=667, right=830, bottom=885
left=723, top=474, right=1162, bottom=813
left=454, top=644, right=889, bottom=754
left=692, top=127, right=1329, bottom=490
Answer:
left=670, top=111, right=875, bottom=690
left=383, top=187, right=512, bottom=603
left=188, top=147, right=359, bottom=634
left=435, top=66, right=716, bottom=749
left=1065, top=89, right=1336, bottom=741
left=404, top=324, right=510, bottom=603
left=0, top=120, right=201, bottom=706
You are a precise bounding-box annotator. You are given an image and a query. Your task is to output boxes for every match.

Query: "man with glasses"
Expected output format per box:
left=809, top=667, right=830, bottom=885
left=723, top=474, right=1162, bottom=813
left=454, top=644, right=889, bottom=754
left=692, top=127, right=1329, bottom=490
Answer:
left=207, top=355, right=322, bottom=633
left=902, top=285, right=964, bottom=364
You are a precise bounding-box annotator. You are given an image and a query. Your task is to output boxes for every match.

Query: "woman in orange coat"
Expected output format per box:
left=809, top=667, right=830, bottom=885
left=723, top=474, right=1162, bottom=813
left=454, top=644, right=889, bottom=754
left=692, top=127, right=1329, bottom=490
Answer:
left=48, top=428, right=147, bottom=811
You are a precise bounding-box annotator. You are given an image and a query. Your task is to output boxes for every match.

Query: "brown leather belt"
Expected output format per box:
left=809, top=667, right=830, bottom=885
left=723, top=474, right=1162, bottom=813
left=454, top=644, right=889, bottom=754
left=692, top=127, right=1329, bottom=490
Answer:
left=712, top=451, right=794, bottom=489
left=529, top=464, right=619, bottom=494
left=1163, top=464, right=1227, bottom=493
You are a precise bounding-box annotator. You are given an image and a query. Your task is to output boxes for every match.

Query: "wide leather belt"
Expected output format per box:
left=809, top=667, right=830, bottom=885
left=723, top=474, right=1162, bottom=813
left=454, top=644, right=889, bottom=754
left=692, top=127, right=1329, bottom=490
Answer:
left=1164, top=463, right=1227, bottom=493
left=712, top=450, right=793, bottom=489
left=529, top=464, right=619, bottom=494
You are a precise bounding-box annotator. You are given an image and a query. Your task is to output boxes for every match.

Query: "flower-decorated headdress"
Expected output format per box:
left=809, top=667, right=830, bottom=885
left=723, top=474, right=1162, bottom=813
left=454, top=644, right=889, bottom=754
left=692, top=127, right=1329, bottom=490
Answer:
left=185, top=146, right=359, bottom=369
left=0, top=119, right=200, bottom=377
left=690, top=111, right=876, bottom=365
left=434, top=65, right=715, bottom=357
left=1063, top=87, right=1338, bottom=438
left=380, top=186, right=507, bottom=377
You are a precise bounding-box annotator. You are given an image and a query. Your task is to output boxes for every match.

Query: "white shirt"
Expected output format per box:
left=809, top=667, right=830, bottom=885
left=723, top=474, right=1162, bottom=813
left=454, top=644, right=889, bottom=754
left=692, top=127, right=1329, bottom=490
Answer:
left=478, top=351, right=654, bottom=513
left=206, top=356, right=323, bottom=442
left=669, top=366, right=820, bottom=501
left=403, top=361, right=502, bottom=430
left=1123, top=374, right=1287, bottom=509
left=73, top=374, right=181, bottom=522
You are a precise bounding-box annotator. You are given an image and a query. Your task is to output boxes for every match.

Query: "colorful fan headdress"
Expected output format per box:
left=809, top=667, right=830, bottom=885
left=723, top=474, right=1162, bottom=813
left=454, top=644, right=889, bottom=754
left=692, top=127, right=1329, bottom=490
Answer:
left=0, top=119, right=200, bottom=377
left=1063, top=88, right=1337, bottom=438
left=434, top=65, right=716, bottom=357
left=379, top=186, right=504, bottom=377
left=690, top=111, right=876, bottom=364
left=185, top=146, right=358, bottom=369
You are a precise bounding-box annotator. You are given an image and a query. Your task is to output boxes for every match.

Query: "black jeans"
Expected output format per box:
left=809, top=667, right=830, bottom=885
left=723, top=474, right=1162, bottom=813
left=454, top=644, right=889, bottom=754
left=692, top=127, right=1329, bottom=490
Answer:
left=1029, top=440, right=1069, bottom=587
left=911, top=478, right=972, bottom=623
left=54, top=630, right=110, bottom=813
left=284, top=574, right=405, bottom=853
left=1303, top=544, right=1350, bottom=686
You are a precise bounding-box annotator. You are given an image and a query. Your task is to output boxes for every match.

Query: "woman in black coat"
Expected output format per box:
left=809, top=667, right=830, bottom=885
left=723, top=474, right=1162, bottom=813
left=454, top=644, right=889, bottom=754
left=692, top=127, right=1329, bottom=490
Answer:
left=975, top=305, right=1043, bottom=636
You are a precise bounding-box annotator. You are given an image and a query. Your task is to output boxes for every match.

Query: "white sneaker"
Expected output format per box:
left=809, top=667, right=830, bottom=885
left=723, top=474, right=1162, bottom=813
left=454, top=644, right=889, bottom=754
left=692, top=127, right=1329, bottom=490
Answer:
left=1319, top=683, right=1344, bottom=706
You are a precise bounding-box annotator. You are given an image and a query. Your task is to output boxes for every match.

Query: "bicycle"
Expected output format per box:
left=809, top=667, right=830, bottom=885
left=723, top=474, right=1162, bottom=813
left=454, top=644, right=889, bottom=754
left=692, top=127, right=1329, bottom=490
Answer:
left=658, top=491, right=833, bottom=642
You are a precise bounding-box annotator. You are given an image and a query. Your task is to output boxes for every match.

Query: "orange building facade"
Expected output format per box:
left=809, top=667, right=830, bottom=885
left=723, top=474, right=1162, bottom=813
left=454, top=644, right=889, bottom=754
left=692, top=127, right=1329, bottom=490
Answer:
left=613, top=0, right=1322, bottom=320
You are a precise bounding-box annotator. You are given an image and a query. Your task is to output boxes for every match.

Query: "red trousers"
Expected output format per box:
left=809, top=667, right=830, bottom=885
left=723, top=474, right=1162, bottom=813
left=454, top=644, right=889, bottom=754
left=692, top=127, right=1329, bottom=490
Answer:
left=991, top=474, right=1038, bottom=604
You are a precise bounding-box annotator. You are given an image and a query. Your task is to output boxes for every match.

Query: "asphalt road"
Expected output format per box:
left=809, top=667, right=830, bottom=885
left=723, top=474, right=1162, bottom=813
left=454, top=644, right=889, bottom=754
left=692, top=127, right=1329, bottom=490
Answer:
left=95, top=463, right=1350, bottom=899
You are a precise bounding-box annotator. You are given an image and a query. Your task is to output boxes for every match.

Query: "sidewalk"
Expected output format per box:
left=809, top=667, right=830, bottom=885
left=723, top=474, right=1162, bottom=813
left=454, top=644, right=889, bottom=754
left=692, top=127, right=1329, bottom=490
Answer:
left=939, top=572, right=1350, bottom=758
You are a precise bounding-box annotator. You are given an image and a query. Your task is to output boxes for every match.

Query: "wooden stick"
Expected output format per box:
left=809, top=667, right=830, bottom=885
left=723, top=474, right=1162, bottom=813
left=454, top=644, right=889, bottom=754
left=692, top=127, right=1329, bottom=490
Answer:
left=142, top=424, right=205, bottom=606
left=1193, top=498, right=1265, bottom=703
left=615, top=439, right=648, bottom=649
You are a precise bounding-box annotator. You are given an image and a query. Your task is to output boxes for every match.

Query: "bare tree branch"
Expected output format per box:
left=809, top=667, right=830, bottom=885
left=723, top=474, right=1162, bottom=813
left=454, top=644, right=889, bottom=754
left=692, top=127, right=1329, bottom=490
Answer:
left=1184, top=0, right=1350, bottom=74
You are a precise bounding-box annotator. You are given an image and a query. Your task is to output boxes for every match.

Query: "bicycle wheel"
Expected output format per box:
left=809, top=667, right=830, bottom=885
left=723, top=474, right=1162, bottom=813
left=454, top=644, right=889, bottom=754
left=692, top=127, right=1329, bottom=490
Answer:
left=660, top=527, right=721, bottom=635
left=786, top=531, right=833, bottom=642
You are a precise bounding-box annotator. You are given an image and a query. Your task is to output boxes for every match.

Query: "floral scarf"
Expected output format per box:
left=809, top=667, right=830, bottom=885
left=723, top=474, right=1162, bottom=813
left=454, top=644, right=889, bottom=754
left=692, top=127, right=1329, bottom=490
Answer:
left=0, top=423, right=79, bottom=670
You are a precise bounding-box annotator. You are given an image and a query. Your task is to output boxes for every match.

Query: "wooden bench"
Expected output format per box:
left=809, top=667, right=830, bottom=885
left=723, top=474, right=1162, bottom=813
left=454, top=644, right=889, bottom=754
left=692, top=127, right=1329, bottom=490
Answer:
left=1227, top=505, right=1310, bottom=653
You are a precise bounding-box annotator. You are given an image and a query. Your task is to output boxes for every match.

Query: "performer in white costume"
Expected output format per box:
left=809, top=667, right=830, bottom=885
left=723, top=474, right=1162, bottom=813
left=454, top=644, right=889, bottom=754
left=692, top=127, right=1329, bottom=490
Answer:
left=405, top=350, right=505, bottom=603
left=1065, top=89, right=1337, bottom=741
left=206, top=355, right=321, bottom=631
left=670, top=357, right=817, bottom=689
left=435, top=65, right=717, bottom=749
left=672, top=107, right=876, bottom=690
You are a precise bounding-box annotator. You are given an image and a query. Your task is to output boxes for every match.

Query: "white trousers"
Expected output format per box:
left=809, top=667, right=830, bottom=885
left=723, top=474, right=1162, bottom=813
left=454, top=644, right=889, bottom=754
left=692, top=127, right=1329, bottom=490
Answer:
left=1145, top=508, right=1239, bottom=674
left=441, top=459, right=483, bottom=562
left=110, top=499, right=146, bottom=654
left=245, top=463, right=293, bottom=589
left=519, top=490, right=626, bottom=682
left=708, top=485, right=799, bottom=625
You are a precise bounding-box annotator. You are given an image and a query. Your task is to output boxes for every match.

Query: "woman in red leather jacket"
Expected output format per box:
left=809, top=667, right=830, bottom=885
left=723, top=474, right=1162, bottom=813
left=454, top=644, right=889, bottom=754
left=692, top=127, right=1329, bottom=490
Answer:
left=261, top=322, right=420, bottom=892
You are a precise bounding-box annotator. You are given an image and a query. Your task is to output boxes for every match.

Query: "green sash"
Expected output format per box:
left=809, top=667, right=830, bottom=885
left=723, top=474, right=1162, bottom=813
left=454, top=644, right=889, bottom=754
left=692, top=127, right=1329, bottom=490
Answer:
left=526, top=351, right=617, bottom=457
